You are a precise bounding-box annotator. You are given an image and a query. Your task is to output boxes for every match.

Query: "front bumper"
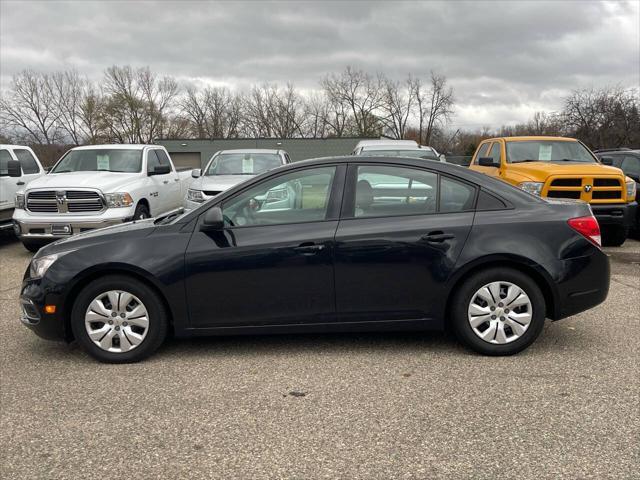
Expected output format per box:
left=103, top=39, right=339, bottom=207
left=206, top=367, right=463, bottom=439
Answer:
left=590, top=201, right=637, bottom=229
left=20, top=278, right=69, bottom=341
left=13, top=206, right=135, bottom=239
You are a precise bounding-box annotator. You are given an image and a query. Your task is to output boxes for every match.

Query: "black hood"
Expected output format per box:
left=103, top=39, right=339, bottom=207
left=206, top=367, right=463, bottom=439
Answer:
left=37, top=219, right=156, bottom=257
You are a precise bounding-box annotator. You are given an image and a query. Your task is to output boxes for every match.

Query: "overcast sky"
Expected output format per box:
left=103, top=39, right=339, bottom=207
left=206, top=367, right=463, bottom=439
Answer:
left=1, top=0, right=638, bottom=129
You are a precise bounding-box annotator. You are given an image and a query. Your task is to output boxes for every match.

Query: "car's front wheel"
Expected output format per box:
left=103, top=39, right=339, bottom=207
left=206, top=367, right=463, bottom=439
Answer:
left=450, top=268, right=546, bottom=355
left=70, top=275, right=168, bottom=363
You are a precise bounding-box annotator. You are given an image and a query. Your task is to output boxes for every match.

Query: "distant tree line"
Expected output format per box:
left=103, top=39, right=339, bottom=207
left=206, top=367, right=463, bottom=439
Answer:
left=1, top=65, right=638, bottom=164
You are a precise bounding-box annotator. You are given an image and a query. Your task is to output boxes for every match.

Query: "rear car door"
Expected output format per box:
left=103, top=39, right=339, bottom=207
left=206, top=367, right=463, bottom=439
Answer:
left=333, top=163, right=476, bottom=323
left=184, top=164, right=345, bottom=328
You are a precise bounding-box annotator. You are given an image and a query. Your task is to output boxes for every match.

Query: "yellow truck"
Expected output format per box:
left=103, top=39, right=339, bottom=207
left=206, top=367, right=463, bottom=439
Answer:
left=469, top=136, right=637, bottom=246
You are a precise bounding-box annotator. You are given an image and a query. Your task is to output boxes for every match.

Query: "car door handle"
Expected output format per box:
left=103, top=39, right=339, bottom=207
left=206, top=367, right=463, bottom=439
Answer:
left=174, top=178, right=179, bottom=182
left=16, top=181, right=25, bottom=185
left=163, top=180, right=169, bottom=184
left=293, top=243, right=325, bottom=255
left=421, top=231, right=455, bottom=243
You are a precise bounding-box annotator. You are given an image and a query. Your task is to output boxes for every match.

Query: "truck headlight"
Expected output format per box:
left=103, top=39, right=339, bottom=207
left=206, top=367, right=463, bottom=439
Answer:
left=626, top=178, right=637, bottom=200
left=29, top=251, right=73, bottom=279
left=105, top=192, right=133, bottom=208
left=187, top=189, right=205, bottom=203
left=518, top=182, right=544, bottom=196
left=15, top=193, right=25, bottom=209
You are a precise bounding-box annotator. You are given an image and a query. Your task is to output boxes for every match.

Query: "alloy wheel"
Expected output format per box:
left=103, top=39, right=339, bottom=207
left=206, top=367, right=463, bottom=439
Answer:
left=467, top=281, right=533, bottom=344
left=84, top=290, right=149, bottom=353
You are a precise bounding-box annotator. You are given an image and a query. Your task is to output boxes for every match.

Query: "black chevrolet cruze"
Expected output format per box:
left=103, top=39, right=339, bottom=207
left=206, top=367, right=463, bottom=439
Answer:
left=20, top=156, right=610, bottom=362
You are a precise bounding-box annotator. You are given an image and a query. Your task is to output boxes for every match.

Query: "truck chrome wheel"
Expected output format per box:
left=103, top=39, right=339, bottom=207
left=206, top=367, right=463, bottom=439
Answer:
left=467, top=281, right=533, bottom=344
left=84, top=290, right=149, bottom=353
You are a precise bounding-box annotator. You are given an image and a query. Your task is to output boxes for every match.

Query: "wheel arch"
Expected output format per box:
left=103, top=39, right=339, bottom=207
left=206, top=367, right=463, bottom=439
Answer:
left=61, top=264, right=175, bottom=341
left=136, top=198, right=150, bottom=215
left=444, top=255, right=559, bottom=325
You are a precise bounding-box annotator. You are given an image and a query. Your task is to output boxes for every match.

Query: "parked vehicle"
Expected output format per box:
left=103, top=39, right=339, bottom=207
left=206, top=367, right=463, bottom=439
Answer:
left=352, top=139, right=443, bottom=161
left=13, top=144, right=194, bottom=252
left=20, top=155, right=609, bottom=363
left=594, top=149, right=640, bottom=236
left=0, top=145, right=46, bottom=232
left=469, top=136, right=637, bottom=246
left=185, top=149, right=290, bottom=210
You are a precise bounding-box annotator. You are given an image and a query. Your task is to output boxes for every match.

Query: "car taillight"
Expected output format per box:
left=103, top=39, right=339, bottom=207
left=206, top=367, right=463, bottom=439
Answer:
left=568, top=215, right=601, bottom=247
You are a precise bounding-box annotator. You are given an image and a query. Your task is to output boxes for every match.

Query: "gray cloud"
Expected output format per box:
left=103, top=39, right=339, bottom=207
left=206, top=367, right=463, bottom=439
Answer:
left=1, top=0, right=638, bottom=128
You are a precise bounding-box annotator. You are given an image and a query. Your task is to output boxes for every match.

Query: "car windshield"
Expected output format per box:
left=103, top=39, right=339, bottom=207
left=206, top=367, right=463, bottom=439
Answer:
left=206, top=153, right=282, bottom=176
left=506, top=141, right=596, bottom=163
left=51, top=149, right=142, bottom=173
left=362, top=149, right=438, bottom=160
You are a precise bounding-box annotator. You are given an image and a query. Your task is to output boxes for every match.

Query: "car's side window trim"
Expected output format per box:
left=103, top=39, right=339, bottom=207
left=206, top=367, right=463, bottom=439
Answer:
left=201, top=164, right=343, bottom=230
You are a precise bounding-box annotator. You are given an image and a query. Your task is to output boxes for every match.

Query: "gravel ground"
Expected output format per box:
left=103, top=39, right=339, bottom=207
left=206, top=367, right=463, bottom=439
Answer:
left=0, top=235, right=638, bottom=479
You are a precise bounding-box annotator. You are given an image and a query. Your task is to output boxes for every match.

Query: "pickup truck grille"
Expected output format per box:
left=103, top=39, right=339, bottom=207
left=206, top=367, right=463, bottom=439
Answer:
left=544, top=177, right=624, bottom=203
left=27, top=190, right=105, bottom=214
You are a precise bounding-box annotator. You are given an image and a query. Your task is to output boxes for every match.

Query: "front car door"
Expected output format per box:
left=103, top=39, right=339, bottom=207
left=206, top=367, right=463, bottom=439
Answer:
left=184, top=164, right=345, bottom=328
left=145, top=149, right=167, bottom=215
left=154, top=149, right=181, bottom=210
left=333, top=163, right=476, bottom=327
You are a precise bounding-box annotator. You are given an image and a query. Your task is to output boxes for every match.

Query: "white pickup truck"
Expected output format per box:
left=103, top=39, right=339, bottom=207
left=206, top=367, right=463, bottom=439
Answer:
left=13, top=144, right=193, bottom=252
left=1, top=145, right=46, bottom=232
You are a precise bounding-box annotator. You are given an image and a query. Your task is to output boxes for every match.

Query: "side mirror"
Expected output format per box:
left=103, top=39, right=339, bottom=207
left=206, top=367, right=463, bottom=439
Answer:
left=149, top=164, right=171, bottom=176
left=192, top=168, right=201, bottom=178
left=201, top=207, right=224, bottom=231
left=600, top=156, right=613, bottom=166
left=7, top=160, right=21, bottom=177
left=439, top=154, right=447, bottom=163
left=478, top=157, right=500, bottom=168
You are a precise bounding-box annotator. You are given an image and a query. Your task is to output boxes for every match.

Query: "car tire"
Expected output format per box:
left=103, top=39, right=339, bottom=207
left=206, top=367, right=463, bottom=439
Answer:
left=601, top=225, right=628, bottom=247
left=22, top=240, right=46, bottom=253
left=134, top=203, right=150, bottom=220
left=450, top=267, right=546, bottom=356
left=70, top=275, right=168, bottom=363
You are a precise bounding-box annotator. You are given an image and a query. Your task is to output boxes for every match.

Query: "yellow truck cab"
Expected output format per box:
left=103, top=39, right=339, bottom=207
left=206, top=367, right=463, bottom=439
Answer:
left=469, top=136, right=637, bottom=246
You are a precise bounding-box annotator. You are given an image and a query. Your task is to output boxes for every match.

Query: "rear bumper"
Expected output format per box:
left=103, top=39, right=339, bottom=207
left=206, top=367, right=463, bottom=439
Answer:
left=591, top=202, right=637, bottom=229
left=552, top=248, right=610, bottom=320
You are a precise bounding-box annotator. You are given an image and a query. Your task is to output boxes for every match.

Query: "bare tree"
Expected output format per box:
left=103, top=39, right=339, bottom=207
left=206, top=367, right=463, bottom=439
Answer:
left=102, top=66, right=179, bottom=143
left=413, top=71, right=454, bottom=146
left=0, top=70, right=60, bottom=144
left=321, top=67, right=385, bottom=137
left=380, top=76, right=415, bottom=139
left=563, top=86, right=639, bottom=149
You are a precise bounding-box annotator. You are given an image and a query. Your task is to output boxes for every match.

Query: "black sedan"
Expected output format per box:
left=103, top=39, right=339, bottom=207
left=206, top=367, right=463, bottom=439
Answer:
left=20, top=156, right=610, bottom=362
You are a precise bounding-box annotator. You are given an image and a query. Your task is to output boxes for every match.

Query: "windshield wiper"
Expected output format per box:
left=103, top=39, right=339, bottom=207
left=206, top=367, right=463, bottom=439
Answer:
left=52, top=169, right=72, bottom=173
left=154, top=211, right=182, bottom=225
left=557, top=158, right=589, bottom=162
left=510, top=159, right=540, bottom=163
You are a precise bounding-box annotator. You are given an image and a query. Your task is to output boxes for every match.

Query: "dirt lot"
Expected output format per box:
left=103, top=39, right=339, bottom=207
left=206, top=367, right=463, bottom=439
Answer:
left=1, top=236, right=638, bottom=479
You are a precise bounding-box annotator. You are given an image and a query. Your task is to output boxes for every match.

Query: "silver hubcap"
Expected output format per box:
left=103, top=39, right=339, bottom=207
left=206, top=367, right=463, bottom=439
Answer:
left=84, top=290, right=149, bottom=353
left=467, top=281, right=533, bottom=344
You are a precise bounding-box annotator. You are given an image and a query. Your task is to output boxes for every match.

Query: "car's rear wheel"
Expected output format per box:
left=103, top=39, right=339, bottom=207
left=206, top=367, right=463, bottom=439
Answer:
left=450, top=268, right=546, bottom=355
left=70, top=275, right=168, bottom=363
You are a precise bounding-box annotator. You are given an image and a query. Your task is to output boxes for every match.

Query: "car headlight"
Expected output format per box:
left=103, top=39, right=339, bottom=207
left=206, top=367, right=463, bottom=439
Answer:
left=518, top=182, right=544, bottom=196
left=105, top=192, right=134, bottom=208
left=29, top=251, right=73, bottom=279
left=187, top=189, right=205, bottom=203
left=626, top=177, right=637, bottom=200
left=15, top=193, right=25, bottom=209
